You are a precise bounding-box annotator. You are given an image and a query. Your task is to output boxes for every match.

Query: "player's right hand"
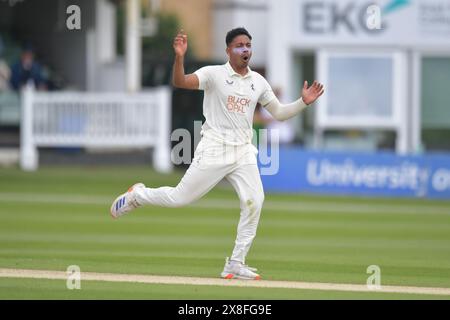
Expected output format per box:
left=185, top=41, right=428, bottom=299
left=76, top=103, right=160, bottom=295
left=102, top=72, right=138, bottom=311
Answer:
left=173, top=30, right=188, bottom=57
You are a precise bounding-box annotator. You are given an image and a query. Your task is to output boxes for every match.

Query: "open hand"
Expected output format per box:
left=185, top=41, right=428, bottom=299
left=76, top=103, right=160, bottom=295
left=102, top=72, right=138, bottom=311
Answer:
left=302, top=81, right=324, bottom=105
left=173, top=29, right=188, bottom=57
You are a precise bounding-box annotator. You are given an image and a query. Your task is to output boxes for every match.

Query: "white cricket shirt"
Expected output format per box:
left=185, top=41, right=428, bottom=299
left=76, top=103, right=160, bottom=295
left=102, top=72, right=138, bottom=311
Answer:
left=194, top=61, right=276, bottom=145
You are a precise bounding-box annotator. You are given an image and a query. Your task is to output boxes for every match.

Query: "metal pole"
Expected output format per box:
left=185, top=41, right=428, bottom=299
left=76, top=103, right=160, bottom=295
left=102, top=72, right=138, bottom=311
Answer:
left=126, top=0, right=141, bottom=92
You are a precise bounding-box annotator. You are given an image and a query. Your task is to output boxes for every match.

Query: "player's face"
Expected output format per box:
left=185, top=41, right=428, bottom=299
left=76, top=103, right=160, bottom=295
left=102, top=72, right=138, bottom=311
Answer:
left=227, top=35, right=252, bottom=69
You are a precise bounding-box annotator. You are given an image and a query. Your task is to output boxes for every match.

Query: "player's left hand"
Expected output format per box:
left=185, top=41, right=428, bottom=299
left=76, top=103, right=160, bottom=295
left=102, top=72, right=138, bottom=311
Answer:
left=302, top=81, right=324, bottom=105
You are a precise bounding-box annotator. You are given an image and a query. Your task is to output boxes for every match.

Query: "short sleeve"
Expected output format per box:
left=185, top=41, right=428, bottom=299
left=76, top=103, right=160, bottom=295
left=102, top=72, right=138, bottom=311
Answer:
left=258, top=76, right=276, bottom=106
left=194, top=66, right=214, bottom=91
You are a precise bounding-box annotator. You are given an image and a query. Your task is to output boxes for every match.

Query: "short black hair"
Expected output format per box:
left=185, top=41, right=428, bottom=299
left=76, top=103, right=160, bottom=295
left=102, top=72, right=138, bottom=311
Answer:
left=226, top=27, right=252, bottom=47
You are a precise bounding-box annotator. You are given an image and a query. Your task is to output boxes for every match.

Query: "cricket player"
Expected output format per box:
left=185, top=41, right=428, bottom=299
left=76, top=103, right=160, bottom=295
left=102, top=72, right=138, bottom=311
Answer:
left=110, top=27, right=324, bottom=280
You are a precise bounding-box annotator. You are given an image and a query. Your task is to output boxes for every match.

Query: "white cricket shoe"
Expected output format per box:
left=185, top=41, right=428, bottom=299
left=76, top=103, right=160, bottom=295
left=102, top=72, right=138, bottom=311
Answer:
left=110, top=183, right=145, bottom=219
left=224, top=257, right=258, bottom=272
left=221, top=257, right=261, bottom=280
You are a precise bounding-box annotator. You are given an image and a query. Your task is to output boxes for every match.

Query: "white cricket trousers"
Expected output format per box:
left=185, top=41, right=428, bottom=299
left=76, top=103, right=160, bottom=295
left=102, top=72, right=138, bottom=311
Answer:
left=134, top=136, right=264, bottom=264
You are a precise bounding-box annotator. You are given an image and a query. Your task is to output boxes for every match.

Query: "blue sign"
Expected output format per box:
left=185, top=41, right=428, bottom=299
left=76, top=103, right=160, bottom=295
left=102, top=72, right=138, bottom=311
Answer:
left=259, top=148, right=450, bottom=199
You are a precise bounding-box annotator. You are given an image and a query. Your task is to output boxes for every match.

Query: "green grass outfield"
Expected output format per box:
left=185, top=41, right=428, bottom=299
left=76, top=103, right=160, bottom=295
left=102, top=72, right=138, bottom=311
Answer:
left=0, top=166, right=450, bottom=299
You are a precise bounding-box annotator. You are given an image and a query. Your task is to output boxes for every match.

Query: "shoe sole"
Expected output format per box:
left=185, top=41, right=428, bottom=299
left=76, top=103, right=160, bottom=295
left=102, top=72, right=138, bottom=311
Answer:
left=110, top=183, right=144, bottom=219
left=220, top=272, right=261, bottom=280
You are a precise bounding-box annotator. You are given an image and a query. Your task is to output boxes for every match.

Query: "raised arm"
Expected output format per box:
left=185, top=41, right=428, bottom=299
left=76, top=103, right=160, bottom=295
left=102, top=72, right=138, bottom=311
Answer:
left=172, top=30, right=200, bottom=90
left=264, top=81, right=324, bottom=121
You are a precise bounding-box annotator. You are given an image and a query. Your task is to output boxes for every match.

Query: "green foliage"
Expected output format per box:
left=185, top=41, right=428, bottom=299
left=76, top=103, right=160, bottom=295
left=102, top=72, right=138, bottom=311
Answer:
left=142, top=13, right=192, bottom=59
left=115, top=3, right=191, bottom=60
left=116, top=2, right=125, bottom=56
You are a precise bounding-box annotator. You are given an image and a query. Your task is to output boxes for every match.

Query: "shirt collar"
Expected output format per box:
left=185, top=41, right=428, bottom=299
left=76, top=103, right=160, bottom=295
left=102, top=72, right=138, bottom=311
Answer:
left=225, top=61, right=252, bottom=79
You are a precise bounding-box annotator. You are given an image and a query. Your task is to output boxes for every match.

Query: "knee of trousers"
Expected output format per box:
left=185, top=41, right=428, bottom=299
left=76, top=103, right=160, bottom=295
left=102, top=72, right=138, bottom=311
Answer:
left=167, top=189, right=195, bottom=208
left=167, top=196, right=190, bottom=208
left=243, top=192, right=264, bottom=213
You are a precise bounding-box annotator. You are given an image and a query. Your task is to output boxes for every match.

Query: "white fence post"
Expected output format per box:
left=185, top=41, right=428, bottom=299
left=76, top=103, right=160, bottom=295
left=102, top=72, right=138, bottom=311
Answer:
left=153, top=87, right=173, bottom=173
left=20, top=84, right=38, bottom=171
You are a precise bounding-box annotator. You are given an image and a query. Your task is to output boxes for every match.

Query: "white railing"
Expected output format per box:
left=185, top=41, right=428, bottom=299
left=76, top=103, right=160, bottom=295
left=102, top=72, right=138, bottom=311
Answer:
left=20, top=85, right=172, bottom=172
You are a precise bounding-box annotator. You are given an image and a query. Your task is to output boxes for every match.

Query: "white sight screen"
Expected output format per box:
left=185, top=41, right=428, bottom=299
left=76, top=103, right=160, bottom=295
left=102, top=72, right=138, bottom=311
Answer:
left=327, top=57, right=393, bottom=118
